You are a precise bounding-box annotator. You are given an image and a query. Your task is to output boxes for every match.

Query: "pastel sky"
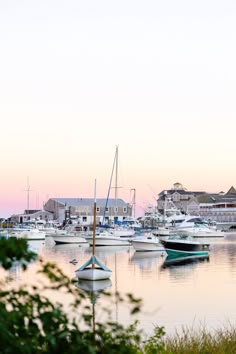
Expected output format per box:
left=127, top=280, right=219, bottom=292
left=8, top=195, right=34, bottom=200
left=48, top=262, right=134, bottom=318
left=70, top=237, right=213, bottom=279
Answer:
left=1, top=0, right=236, bottom=218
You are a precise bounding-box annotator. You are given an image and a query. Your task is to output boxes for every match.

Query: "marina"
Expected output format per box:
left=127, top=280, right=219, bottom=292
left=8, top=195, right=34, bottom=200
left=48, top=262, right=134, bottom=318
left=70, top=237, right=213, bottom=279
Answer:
left=6, top=234, right=236, bottom=337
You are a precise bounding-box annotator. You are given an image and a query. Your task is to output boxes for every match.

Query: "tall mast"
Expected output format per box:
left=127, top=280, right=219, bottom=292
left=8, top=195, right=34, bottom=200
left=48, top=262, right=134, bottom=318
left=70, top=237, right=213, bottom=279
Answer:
left=92, top=179, right=97, bottom=257
left=130, top=188, right=136, bottom=218
left=115, top=145, right=118, bottom=215
left=25, top=176, right=32, bottom=211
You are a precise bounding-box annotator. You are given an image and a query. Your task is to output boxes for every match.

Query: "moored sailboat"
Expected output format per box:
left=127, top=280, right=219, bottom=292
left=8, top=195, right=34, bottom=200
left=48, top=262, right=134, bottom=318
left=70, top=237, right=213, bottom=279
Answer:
left=75, top=180, right=112, bottom=281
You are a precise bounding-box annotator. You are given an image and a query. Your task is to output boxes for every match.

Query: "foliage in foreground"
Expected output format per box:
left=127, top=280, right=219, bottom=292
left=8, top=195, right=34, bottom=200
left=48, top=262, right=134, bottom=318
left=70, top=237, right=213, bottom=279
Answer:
left=0, top=237, right=236, bottom=353
left=0, top=237, right=166, bottom=353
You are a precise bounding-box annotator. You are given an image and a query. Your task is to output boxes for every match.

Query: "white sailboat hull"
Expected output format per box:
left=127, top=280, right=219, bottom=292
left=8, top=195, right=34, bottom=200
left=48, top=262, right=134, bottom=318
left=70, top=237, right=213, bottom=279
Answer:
left=75, top=267, right=112, bottom=281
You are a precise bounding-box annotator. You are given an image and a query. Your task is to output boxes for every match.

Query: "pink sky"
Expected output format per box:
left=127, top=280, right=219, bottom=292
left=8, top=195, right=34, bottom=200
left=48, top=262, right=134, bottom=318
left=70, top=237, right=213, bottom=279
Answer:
left=1, top=1, right=236, bottom=218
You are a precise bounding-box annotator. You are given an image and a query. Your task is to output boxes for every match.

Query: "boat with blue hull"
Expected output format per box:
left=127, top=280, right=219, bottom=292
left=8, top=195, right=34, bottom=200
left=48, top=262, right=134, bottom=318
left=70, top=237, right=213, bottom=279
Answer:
left=159, top=234, right=210, bottom=257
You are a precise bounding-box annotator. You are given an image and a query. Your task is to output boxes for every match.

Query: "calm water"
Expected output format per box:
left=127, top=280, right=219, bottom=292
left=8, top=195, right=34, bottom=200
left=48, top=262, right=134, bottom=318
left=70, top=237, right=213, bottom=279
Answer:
left=7, top=235, right=236, bottom=336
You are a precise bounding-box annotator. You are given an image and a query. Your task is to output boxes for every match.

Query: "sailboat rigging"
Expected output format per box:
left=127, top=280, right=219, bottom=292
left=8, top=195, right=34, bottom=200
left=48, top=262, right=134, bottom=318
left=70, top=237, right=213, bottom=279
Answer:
left=102, top=145, right=120, bottom=226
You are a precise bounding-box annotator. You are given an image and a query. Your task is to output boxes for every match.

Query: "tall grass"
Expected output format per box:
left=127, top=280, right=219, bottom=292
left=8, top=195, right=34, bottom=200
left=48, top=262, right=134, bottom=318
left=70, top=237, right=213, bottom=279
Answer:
left=162, top=323, right=236, bottom=354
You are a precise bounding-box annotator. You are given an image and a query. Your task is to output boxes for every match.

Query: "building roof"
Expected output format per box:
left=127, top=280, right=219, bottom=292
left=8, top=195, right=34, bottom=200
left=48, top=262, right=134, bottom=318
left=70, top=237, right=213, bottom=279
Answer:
left=226, top=186, right=236, bottom=195
left=158, top=189, right=206, bottom=199
left=51, top=198, right=128, bottom=207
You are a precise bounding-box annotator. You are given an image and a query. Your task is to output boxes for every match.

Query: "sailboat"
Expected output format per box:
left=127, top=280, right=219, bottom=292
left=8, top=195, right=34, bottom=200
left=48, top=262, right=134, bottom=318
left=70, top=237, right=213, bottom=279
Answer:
left=75, top=180, right=112, bottom=281
left=86, top=146, right=133, bottom=246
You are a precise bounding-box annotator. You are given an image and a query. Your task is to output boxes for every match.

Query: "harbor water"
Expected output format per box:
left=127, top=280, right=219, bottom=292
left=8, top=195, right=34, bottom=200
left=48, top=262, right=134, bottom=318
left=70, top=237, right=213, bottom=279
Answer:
left=6, top=235, right=236, bottom=337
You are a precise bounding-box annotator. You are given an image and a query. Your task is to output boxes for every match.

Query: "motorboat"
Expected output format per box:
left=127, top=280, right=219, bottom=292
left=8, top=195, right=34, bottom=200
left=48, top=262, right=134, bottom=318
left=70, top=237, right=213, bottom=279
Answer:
left=179, top=224, right=225, bottom=238
left=112, top=226, right=135, bottom=238
left=9, top=228, right=46, bottom=240
left=51, top=234, right=88, bottom=245
left=152, top=227, right=170, bottom=237
left=173, top=215, right=224, bottom=238
left=131, top=233, right=165, bottom=252
left=86, top=230, right=131, bottom=246
left=159, top=234, right=210, bottom=258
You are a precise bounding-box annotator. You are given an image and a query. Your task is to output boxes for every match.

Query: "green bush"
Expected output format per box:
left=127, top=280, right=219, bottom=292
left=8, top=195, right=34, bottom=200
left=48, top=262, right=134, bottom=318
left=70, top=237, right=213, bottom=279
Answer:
left=0, top=237, right=166, bottom=353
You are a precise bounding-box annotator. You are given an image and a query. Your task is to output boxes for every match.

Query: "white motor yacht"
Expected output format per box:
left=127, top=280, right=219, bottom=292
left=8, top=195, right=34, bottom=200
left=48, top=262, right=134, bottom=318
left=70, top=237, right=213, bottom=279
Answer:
left=131, top=233, right=165, bottom=252
left=9, top=228, right=46, bottom=240
left=175, top=215, right=225, bottom=238
left=51, top=233, right=88, bottom=245
left=86, top=230, right=130, bottom=246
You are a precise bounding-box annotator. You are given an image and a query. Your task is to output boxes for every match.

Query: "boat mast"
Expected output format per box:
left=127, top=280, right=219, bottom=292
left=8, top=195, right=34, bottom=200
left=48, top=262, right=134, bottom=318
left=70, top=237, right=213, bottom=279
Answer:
left=114, top=145, right=118, bottom=221
left=92, top=179, right=97, bottom=259
left=25, top=176, right=32, bottom=212
left=102, top=149, right=116, bottom=225
left=130, top=188, right=136, bottom=219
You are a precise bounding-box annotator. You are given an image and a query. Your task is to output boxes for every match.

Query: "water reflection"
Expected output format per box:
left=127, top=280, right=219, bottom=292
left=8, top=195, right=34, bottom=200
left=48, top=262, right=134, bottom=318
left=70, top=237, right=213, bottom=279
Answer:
left=160, top=254, right=210, bottom=281
left=6, top=237, right=236, bottom=336
left=130, top=251, right=165, bottom=273
left=85, top=245, right=131, bottom=258
left=162, top=254, right=210, bottom=268
left=75, top=279, right=112, bottom=293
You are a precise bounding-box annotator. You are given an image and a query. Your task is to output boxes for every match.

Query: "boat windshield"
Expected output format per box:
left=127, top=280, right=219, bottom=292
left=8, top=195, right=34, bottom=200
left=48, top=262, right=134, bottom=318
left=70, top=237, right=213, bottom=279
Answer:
left=168, top=234, right=193, bottom=241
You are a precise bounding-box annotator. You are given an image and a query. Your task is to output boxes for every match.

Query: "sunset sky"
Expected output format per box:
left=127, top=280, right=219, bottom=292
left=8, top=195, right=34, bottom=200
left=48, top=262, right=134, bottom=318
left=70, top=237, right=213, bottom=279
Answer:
left=1, top=0, right=236, bottom=218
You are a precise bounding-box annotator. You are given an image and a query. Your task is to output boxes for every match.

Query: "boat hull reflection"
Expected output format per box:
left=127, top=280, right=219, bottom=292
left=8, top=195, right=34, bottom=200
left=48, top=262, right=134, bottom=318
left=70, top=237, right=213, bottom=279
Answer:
left=162, top=253, right=210, bottom=267
left=75, top=279, right=112, bottom=292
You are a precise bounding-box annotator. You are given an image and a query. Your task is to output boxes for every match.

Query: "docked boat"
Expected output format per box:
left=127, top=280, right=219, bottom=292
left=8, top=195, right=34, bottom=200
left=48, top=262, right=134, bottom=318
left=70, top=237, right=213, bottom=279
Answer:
left=152, top=227, right=170, bottom=237
left=9, top=228, right=46, bottom=240
left=179, top=224, right=225, bottom=238
left=86, top=230, right=130, bottom=246
left=112, top=226, right=135, bottom=238
left=174, top=215, right=224, bottom=238
left=51, top=234, right=88, bottom=245
left=159, top=234, right=210, bottom=258
left=131, top=233, right=165, bottom=252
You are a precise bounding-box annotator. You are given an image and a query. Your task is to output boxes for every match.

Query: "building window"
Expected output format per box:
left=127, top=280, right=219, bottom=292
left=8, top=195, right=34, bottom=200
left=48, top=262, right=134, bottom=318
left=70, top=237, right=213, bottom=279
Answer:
left=114, top=207, right=118, bottom=213
left=123, top=207, right=127, bottom=213
left=106, top=207, right=109, bottom=212
left=82, top=217, right=87, bottom=223
left=96, top=207, right=100, bottom=212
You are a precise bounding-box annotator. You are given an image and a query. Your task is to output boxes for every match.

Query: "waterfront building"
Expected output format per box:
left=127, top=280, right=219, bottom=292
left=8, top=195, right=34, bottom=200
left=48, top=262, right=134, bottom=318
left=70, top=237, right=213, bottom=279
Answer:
left=43, top=197, right=132, bottom=225
left=157, top=183, right=236, bottom=227
left=158, top=182, right=205, bottom=214
left=9, top=209, right=53, bottom=224
left=197, top=186, right=236, bottom=225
